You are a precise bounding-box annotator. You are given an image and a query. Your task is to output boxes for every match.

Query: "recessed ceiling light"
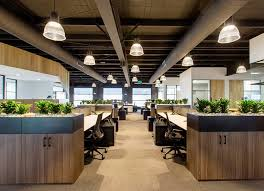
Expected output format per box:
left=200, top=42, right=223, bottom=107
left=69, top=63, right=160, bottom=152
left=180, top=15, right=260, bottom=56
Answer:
left=251, top=72, right=260, bottom=75
left=100, top=61, right=106, bottom=64
left=37, top=78, right=41, bottom=81
left=15, top=73, right=21, bottom=76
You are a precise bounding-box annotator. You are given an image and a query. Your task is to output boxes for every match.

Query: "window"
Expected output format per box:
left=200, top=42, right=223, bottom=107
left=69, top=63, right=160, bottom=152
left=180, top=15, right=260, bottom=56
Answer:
left=192, top=80, right=210, bottom=105
left=74, top=88, right=93, bottom=106
left=5, top=78, right=17, bottom=99
left=103, top=88, right=122, bottom=100
left=158, top=86, right=165, bottom=100
left=132, top=88, right=151, bottom=106
left=166, top=85, right=180, bottom=100
left=243, top=80, right=261, bottom=100
left=53, top=83, right=66, bottom=99
left=0, top=75, right=3, bottom=99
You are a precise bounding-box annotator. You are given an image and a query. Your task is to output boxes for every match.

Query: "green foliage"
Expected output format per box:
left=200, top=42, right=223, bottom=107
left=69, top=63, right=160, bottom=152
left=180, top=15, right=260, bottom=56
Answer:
left=218, top=98, right=230, bottom=113
left=16, top=104, right=31, bottom=114
left=62, top=102, right=73, bottom=114
left=182, top=98, right=188, bottom=104
left=0, top=100, right=18, bottom=114
left=155, top=99, right=163, bottom=104
left=49, top=102, right=62, bottom=114
left=195, top=99, right=211, bottom=113
left=153, top=98, right=188, bottom=104
left=239, top=100, right=253, bottom=113
left=210, top=100, right=220, bottom=113
left=35, top=100, right=52, bottom=114
left=251, top=101, right=262, bottom=113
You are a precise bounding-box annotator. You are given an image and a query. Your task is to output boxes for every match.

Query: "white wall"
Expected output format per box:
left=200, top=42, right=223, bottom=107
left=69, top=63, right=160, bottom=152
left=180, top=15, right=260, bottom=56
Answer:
left=179, top=69, right=192, bottom=103
left=17, top=80, right=54, bottom=99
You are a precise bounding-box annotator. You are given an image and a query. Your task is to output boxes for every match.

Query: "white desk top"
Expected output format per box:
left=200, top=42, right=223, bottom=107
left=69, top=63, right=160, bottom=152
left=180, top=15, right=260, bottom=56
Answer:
left=84, top=112, right=111, bottom=131
left=158, top=112, right=187, bottom=131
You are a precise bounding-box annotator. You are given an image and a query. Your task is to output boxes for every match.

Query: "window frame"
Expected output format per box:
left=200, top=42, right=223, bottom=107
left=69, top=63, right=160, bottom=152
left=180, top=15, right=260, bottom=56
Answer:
left=0, top=75, right=4, bottom=99
left=192, top=79, right=210, bottom=105
left=166, top=85, right=180, bottom=100
left=5, top=78, right=17, bottom=99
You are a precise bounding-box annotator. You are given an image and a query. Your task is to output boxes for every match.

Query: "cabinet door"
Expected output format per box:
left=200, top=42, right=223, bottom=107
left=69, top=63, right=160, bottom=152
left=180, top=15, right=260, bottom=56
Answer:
left=21, top=134, right=46, bottom=183
left=221, top=132, right=248, bottom=179
left=45, top=134, right=73, bottom=183
left=0, top=135, right=22, bottom=184
left=199, top=132, right=222, bottom=180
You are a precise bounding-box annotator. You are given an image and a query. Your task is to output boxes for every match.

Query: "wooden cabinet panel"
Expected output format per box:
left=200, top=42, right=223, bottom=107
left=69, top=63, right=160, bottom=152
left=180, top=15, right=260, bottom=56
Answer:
left=248, top=132, right=264, bottom=179
left=45, top=134, right=73, bottom=183
left=221, top=132, right=248, bottom=179
left=199, top=132, right=222, bottom=180
left=210, top=80, right=224, bottom=100
left=0, top=135, right=22, bottom=184
left=21, top=134, right=46, bottom=184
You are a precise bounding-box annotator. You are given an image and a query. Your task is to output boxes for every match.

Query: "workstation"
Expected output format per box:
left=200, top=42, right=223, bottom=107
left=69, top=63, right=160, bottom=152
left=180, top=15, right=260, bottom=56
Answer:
left=1, top=0, right=264, bottom=190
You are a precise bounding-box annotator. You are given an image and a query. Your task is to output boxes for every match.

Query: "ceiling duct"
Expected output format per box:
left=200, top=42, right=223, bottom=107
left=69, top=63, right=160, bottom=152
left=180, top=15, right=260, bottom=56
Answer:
left=0, top=5, right=106, bottom=83
left=149, top=0, right=250, bottom=83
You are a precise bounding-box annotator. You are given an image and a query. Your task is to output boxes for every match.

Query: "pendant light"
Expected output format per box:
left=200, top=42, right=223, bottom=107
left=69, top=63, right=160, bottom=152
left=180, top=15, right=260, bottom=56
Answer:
left=155, top=83, right=160, bottom=88
left=43, top=0, right=66, bottom=41
left=92, top=82, right=96, bottom=87
left=236, top=65, right=247, bottom=74
left=130, top=39, right=144, bottom=56
left=111, top=79, right=117, bottom=84
left=107, top=74, right=113, bottom=81
left=218, top=18, right=240, bottom=44
left=160, top=75, right=166, bottom=82
left=131, top=65, right=140, bottom=73
left=182, top=55, right=194, bottom=67
left=124, top=83, right=129, bottom=87
left=132, top=76, right=138, bottom=82
left=155, top=79, right=161, bottom=84
left=84, top=51, right=95, bottom=65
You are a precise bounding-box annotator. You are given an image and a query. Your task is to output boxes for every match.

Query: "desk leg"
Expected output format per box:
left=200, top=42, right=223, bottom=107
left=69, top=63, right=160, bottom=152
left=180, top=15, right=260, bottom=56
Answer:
left=113, top=118, right=119, bottom=132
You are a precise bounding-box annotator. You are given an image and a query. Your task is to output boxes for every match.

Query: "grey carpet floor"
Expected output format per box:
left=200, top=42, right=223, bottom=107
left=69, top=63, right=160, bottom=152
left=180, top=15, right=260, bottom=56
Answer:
left=1, top=112, right=264, bottom=191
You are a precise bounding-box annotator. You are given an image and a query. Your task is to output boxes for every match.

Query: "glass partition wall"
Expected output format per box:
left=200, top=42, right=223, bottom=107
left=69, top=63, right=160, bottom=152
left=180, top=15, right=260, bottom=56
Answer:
left=192, top=80, right=210, bottom=105
left=132, top=88, right=151, bottom=106
left=243, top=80, right=261, bottom=100
left=74, top=88, right=93, bottom=106
left=0, top=75, right=3, bottom=99
left=5, top=78, right=17, bottom=99
left=103, top=88, right=122, bottom=100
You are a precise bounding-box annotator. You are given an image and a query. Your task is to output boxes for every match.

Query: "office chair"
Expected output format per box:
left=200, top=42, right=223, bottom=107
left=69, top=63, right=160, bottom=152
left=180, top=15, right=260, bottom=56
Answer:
left=84, top=113, right=107, bottom=160
left=161, top=112, right=185, bottom=159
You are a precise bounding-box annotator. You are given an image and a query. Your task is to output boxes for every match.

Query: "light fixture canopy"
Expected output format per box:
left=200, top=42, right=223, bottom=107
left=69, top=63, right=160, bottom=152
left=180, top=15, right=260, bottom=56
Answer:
left=182, top=56, right=194, bottom=67
left=111, top=79, right=117, bottom=84
left=92, top=82, right=96, bottom=87
left=43, top=11, right=66, bottom=41
left=131, top=65, right=140, bottom=73
left=107, top=74, right=113, bottom=81
left=130, top=42, right=144, bottom=56
left=236, top=65, right=247, bottom=74
left=132, top=76, right=138, bottom=82
left=218, top=24, right=240, bottom=44
left=124, top=83, right=129, bottom=87
left=84, top=53, right=95, bottom=65
left=160, top=75, right=166, bottom=81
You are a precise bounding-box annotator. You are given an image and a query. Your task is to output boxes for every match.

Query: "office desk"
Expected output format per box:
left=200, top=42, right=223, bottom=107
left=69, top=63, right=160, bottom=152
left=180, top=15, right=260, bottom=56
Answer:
left=158, top=112, right=187, bottom=131
left=84, top=112, right=111, bottom=131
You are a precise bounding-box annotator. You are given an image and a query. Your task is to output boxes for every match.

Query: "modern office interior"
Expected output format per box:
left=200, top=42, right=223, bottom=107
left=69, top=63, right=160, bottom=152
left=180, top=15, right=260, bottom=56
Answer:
left=1, top=0, right=264, bottom=190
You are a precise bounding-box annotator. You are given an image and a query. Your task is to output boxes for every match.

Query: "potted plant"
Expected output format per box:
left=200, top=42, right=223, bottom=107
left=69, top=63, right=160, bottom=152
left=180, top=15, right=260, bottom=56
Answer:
left=16, top=103, right=31, bottom=115
left=195, top=98, right=211, bottom=113
left=239, top=100, right=253, bottom=113
left=0, top=100, right=17, bottom=114
left=251, top=100, right=262, bottom=113
left=218, top=98, right=230, bottom=113
left=35, top=100, right=52, bottom=114
left=209, top=100, right=220, bottom=113
left=182, top=98, right=188, bottom=104
left=62, top=102, right=73, bottom=114
left=49, top=102, right=62, bottom=114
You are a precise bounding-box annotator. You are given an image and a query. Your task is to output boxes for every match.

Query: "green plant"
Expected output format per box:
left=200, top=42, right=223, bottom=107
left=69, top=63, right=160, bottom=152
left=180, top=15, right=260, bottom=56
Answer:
left=155, top=99, right=163, bottom=104
left=182, top=98, right=188, bottom=104
left=49, top=102, right=62, bottom=114
left=16, top=104, right=31, bottom=114
left=62, top=102, right=73, bottom=114
left=0, top=100, right=17, bottom=114
left=195, top=98, right=211, bottom=113
left=218, top=98, right=230, bottom=113
left=239, top=100, right=253, bottom=113
left=210, top=100, right=220, bottom=113
left=35, top=100, right=52, bottom=114
left=251, top=101, right=262, bottom=113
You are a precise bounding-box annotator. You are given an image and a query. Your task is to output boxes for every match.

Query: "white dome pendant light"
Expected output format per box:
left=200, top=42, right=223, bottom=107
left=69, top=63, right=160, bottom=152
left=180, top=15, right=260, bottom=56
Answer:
left=132, top=76, right=138, bottom=82
left=84, top=51, right=95, bottom=65
left=155, top=79, right=161, bottom=84
left=124, top=83, right=129, bottom=87
left=182, top=55, right=194, bottom=67
left=107, top=74, right=113, bottom=81
left=43, top=0, right=66, bottom=41
left=218, top=18, right=240, bottom=44
left=130, top=39, right=144, bottom=56
left=236, top=65, right=247, bottom=74
left=160, top=75, right=166, bottom=82
left=111, top=79, right=117, bottom=84
left=131, top=65, right=140, bottom=73
left=92, top=82, right=96, bottom=87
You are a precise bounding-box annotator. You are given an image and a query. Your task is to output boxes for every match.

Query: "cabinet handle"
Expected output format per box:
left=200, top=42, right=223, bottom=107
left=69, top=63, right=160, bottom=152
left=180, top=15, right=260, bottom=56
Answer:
left=219, top=135, right=222, bottom=144
left=48, top=137, right=52, bottom=147
left=224, top=135, right=227, bottom=144
left=43, top=137, right=47, bottom=147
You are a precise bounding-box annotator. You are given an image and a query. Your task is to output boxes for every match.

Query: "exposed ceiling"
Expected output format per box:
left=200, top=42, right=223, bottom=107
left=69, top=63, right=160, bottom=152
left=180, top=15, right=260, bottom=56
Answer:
left=0, top=0, right=263, bottom=86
